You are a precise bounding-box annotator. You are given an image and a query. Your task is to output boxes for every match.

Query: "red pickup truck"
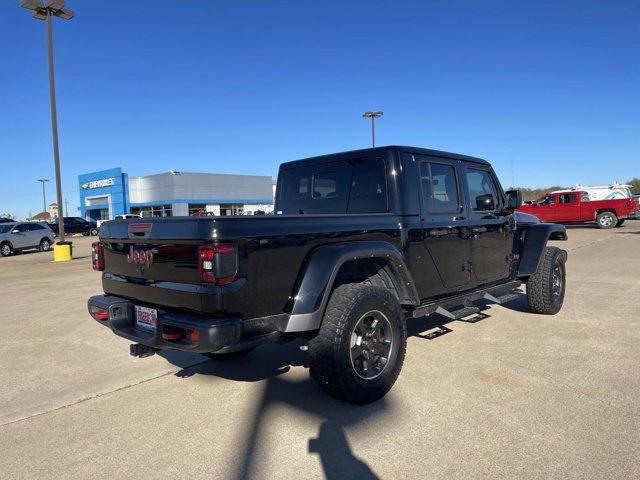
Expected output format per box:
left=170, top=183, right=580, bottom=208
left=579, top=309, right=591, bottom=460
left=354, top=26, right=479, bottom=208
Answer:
left=517, top=190, right=637, bottom=228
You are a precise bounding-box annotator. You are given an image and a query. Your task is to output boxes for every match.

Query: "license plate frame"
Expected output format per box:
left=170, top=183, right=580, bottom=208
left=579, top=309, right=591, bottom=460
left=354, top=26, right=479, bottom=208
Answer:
left=134, top=305, right=157, bottom=333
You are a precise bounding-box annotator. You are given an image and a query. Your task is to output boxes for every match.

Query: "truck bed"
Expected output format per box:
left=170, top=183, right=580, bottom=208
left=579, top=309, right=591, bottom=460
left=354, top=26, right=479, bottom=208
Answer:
left=97, top=214, right=406, bottom=317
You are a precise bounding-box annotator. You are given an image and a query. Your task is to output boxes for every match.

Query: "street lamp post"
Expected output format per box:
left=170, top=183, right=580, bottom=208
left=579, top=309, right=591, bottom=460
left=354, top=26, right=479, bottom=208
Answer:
left=362, top=111, right=383, bottom=147
left=37, top=178, right=49, bottom=213
left=21, top=0, right=73, bottom=244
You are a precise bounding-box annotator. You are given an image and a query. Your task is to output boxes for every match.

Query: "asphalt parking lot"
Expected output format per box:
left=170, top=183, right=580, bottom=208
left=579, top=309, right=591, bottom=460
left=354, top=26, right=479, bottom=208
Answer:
left=1, top=224, right=639, bottom=480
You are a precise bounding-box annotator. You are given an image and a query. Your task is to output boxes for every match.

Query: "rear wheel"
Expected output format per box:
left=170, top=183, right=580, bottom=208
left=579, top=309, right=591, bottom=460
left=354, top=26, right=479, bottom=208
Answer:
left=615, top=219, right=625, bottom=227
left=596, top=211, right=617, bottom=229
left=90, top=228, right=99, bottom=236
left=308, top=283, right=407, bottom=404
left=39, top=238, right=51, bottom=252
left=204, top=348, right=253, bottom=360
left=0, top=242, right=12, bottom=257
left=526, top=246, right=566, bottom=315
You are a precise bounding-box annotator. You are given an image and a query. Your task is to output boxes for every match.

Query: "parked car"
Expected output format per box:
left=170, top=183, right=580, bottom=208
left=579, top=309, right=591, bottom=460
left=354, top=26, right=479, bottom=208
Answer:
left=630, top=193, right=640, bottom=220
left=517, top=190, right=637, bottom=228
left=0, top=222, right=54, bottom=257
left=97, top=214, right=142, bottom=229
left=88, top=146, right=567, bottom=404
left=49, top=217, right=99, bottom=236
left=0, top=217, right=16, bottom=223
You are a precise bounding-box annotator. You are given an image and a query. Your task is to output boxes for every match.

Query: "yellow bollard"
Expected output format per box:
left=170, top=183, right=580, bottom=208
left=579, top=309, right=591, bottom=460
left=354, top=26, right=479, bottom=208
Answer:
left=53, top=242, right=73, bottom=262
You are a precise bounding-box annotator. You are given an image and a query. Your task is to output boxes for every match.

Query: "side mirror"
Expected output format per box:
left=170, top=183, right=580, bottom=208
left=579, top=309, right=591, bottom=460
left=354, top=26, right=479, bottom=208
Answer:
left=475, top=193, right=495, bottom=211
left=11, top=229, right=19, bottom=234
left=505, top=189, right=522, bottom=211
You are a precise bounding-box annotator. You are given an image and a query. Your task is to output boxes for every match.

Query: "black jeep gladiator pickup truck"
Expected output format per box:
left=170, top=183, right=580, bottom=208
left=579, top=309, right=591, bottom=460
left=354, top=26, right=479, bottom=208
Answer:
left=89, top=146, right=567, bottom=404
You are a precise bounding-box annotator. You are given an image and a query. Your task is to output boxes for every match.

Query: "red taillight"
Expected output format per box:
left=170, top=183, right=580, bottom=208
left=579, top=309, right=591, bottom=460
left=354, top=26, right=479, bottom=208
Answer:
left=198, top=244, right=237, bottom=285
left=91, top=242, right=104, bottom=271
left=90, top=306, right=109, bottom=321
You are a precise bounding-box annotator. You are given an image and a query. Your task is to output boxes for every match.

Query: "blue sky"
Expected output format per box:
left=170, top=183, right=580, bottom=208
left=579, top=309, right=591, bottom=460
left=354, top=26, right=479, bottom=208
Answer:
left=1, top=0, right=638, bottom=219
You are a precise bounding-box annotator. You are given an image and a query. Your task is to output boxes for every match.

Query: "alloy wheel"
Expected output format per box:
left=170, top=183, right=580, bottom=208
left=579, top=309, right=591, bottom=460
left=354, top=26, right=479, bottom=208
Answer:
left=552, top=263, right=563, bottom=301
left=349, top=310, right=394, bottom=380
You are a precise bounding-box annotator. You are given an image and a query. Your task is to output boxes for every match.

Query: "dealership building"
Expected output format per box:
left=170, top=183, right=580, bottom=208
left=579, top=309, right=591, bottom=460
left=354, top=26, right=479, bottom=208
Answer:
left=78, top=168, right=274, bottom=220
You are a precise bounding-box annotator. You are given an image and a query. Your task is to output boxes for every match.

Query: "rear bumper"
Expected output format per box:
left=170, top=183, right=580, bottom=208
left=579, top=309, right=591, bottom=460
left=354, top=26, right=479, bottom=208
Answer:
left=88, top=294, right=243, bottom=353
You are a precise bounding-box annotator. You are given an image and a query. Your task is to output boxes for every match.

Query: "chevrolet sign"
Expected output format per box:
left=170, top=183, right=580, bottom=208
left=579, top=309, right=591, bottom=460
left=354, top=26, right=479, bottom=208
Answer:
left=81, top=178, right=115, bottom=190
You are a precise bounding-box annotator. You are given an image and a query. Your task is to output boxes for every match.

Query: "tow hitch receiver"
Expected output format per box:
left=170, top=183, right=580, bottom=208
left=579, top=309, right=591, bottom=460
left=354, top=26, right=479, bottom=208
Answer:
left=130, top=343, right=158, bottom=358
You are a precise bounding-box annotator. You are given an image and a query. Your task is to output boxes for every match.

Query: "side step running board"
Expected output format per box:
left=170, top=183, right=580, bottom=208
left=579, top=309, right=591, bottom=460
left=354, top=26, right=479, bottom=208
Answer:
left=483, top=292, right=519, bottom=304
left=436, top=305, right=480, bottom=320
left=412, top=280, right=521, bottom=319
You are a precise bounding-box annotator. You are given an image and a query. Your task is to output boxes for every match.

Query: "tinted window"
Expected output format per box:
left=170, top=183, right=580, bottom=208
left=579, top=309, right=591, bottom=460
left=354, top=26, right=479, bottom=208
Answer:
left=559, top=193, right=574, bottom=204
left=420, top=162, right=460, bottom=213
left=312, top=172, right=337, bottom=199
left=0, top=225, right=13, bottom=234
left=25, top=224, right=44, bottom=231
left=13, top=224, right=27, bottom=232
left=276, top=160, right=353, bottom=214
left=348, top=158, right=388, bottom=213
left=465, top=169, right=499, bottom=211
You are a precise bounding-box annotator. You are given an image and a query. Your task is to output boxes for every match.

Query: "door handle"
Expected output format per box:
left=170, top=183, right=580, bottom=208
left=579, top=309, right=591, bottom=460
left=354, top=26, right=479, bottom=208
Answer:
left=453, top=216, right=466, bottom=221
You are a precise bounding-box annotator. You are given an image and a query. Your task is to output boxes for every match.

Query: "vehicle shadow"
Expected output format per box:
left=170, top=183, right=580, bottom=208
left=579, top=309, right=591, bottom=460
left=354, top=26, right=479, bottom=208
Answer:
left=158, top=290, right=531, bottom=479
left=565, top=224, right=599, bottom=229
left=161, top=341, right=385, bottom=480
left=8, top=249, right=46, bottom=257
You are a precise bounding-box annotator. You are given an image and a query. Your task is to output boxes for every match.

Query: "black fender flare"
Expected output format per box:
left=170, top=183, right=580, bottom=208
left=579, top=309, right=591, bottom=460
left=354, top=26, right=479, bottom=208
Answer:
left=517, top=223, right=567, bottom=277
left=282, top=241, right=419, bottom=332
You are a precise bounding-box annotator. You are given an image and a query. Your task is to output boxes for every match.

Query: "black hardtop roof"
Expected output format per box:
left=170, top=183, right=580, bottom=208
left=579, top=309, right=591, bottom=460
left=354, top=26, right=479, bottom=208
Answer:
left=279, top=145, right=489, bottom=170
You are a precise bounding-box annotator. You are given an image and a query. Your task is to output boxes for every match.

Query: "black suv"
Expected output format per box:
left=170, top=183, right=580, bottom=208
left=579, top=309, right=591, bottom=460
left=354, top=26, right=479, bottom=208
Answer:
left=49, top=217, right=99, bottom=237
left=89, top=146, right=567, bottom=404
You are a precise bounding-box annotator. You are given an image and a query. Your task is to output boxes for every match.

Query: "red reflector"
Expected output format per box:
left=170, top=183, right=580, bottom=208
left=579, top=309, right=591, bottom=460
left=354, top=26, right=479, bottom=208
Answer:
left=202, top=270, right=216, bottom=282
left=162, top=327, right=182, bottom=341
left=214, top=275, right=236, bottom=286
left=90, top=306, right=109, bottom=320
left=189, top=329, right=200, bottom=342
left=91, top=242, right=105, bottom=271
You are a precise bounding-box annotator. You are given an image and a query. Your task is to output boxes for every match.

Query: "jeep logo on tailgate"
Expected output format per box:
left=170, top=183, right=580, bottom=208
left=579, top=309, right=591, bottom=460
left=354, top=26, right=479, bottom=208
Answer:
left=127, top=246, right=154, bottom=271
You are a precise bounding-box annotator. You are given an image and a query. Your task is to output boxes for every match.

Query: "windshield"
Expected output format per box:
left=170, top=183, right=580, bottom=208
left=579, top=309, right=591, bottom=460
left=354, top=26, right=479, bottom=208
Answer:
left=0, top=224, right=15, bottom=234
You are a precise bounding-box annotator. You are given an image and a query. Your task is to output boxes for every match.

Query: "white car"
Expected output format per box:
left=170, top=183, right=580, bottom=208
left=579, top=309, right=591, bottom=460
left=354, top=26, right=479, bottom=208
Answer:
left=96, top=214, right=142, bottom=229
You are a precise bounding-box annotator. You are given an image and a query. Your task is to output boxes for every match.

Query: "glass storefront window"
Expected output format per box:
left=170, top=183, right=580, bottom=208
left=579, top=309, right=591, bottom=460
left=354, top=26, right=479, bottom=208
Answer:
left=130, top=205, right=172, bottom=218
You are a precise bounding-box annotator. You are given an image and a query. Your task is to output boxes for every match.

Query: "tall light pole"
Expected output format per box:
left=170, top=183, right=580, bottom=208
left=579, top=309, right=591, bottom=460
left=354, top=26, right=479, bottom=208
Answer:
left=21, top=0, right=73, bottom=243
left=362, top=111, right=383, bottom=147
left=37, top=178, right=49, bottom=213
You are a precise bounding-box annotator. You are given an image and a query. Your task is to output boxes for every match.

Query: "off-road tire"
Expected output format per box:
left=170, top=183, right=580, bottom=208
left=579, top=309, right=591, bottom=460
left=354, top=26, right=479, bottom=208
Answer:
left=39, top=238, right=51, bottom=252
left=0, top=242, right=12, bottom=257
left=615, top=219, right=625, bottom=227
left=596, top=211, right=617, bottom=229
left=204, top=348, right=254, bottom=360
left=308, top=283, right=407, bottom=404
left=526, top=246, right=566, bottom=315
